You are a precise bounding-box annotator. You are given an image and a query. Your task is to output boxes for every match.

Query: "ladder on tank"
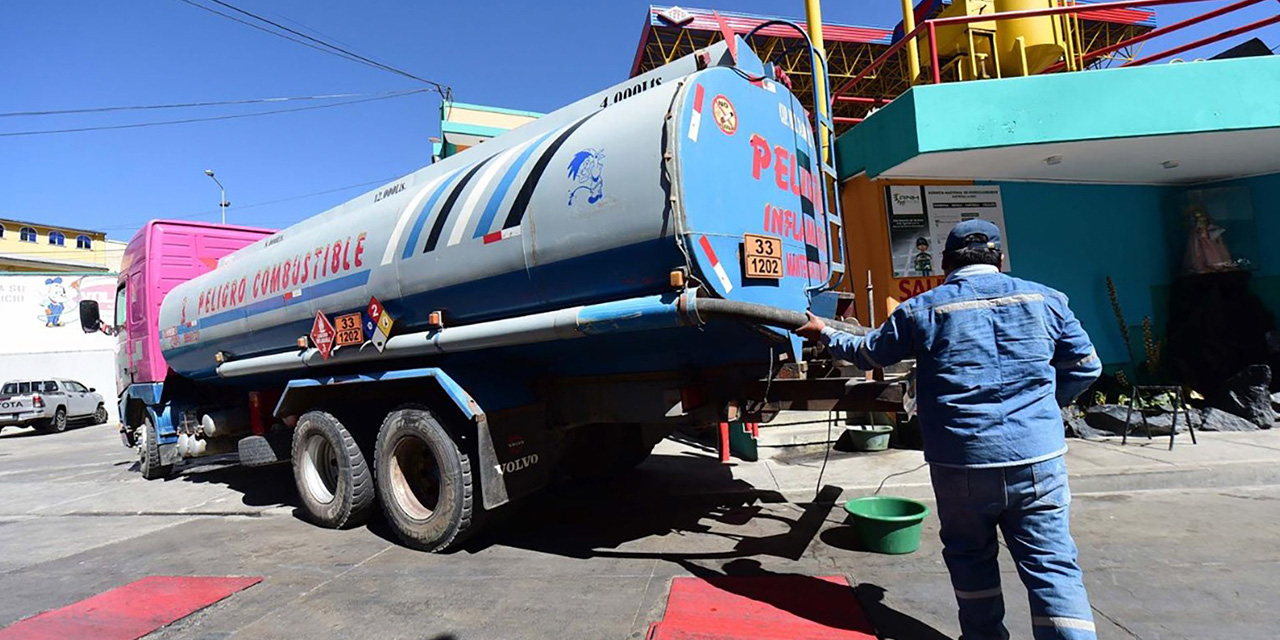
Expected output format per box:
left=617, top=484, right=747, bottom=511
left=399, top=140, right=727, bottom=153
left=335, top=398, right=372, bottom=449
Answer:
left=740, top=18, right=847, bottom=294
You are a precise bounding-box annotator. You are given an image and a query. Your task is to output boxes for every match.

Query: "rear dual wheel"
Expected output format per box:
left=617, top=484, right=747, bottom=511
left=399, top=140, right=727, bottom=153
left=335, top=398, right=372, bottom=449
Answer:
left=291, top=411, right=375, bottom=529
left=375, top=406, right=474, bottom=552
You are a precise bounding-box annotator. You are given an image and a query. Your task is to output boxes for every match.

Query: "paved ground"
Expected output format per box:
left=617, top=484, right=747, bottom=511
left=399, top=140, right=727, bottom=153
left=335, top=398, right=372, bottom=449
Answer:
left=1, top=421, right=1278, bottom=639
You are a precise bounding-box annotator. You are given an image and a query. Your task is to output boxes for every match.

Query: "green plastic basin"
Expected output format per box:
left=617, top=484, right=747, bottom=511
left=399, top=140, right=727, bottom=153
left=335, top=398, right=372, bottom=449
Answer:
left=844, top=425, right=893, bottom=452
left=844, top=496, right=930, bottom=555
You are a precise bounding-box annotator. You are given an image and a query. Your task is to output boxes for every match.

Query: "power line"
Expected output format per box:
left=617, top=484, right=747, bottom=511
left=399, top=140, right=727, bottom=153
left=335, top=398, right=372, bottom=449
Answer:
left=0, top=90, right=416, bottom=118
left=84, top=174, right=402, bottom=233
left=0, top=89, right=427, bottom=138
left=203, top=0, right=449, bottom=95
left=177, top=0, right=451, bottom=100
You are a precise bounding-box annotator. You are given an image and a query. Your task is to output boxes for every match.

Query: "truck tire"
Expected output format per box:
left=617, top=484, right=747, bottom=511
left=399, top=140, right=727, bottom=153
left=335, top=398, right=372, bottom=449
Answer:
left=375, top=406, right=474, bottom=552
left=93, top=404, right=108, bottom=425
left=37, top=407, right=68, bottom=434
left=291, top=411, right=375, bottom=529
left=139, top=419, right=173, bottom=480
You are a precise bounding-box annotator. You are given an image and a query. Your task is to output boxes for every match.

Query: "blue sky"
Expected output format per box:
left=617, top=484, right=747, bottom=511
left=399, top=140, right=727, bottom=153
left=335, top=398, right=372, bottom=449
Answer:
left=2, top=1, right=1275, bottom=245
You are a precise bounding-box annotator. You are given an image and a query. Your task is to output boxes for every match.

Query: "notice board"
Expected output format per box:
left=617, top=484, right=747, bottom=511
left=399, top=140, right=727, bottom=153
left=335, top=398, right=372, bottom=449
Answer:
left=885, top=185, right=1011, bottom=278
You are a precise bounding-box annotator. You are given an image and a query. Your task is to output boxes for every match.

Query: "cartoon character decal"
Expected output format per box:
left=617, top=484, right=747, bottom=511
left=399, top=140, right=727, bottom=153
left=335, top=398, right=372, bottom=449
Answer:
left=567, top=148, right=605, bottom=206
left=912, top=237, right=933, bottom=277
left=41, top=277, right=72, bottom=327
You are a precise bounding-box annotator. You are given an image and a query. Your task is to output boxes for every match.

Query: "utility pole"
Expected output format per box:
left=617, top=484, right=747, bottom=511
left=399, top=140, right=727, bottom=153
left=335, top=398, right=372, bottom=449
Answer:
left=204, top=169, right=229, bottom=225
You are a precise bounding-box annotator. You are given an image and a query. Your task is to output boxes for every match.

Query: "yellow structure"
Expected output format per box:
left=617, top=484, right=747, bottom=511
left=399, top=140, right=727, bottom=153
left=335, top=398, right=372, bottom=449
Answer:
left=433, top=102, right=543, bottom=161
left=0, top=218, right=116, bottom=273
left=915, top=0, right=1069, bottom=80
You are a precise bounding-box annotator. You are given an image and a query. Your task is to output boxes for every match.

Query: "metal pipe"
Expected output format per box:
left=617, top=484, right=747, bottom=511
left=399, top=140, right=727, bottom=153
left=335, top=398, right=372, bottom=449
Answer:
left=215, top=294, right=866, bottom=378
left=1045, top=0, right=1266, bottom=73
left=833, top=96, right=894, bottom=104
left=1123, top=11, right=1280, bottom=66
left=804, top=0, right=833, bottom=165
left=929, top=21, right=942, bottom=84
left=900, top=0, right=922, bottom=81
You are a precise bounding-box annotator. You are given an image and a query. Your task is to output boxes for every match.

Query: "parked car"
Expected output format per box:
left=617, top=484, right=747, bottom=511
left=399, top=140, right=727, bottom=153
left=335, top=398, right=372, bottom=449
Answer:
left=0, top=379, right=108, bottom=434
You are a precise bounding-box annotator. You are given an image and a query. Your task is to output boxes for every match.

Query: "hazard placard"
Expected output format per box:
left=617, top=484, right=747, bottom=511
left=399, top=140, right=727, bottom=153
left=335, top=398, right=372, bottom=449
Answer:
left=310, top=311, right=336, bottom=360
left=743, top=233, right=783, bottom=279
left=368, top=300, right=395, bottom=353
left=334, top=313, right=364, bottom=347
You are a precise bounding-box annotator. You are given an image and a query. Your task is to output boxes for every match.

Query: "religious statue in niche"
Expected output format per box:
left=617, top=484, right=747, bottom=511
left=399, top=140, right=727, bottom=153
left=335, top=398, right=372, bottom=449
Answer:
left=1183, top=205, right=1245, bottom=274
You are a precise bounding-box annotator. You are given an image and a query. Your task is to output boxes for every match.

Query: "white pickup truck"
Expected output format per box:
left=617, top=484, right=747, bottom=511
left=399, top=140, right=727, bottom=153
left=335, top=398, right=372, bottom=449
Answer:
left=0, top=379, right=107, bottom=435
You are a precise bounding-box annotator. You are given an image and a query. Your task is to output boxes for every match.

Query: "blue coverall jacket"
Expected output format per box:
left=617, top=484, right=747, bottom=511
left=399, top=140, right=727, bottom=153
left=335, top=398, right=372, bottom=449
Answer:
left=822, top=264, right=1101, bottom=468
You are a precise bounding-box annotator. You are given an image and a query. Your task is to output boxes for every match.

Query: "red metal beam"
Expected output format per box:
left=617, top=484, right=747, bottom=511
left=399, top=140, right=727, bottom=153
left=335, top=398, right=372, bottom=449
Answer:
left=833, top=116, right=865, bottom=124
left=1044, top=0, right=1268, bottom=73
left=831, top=21, right=928, bottom=97
left=929, top=0, right=1206, bottom=27
left=834, top=0, right=1218, bottom=98
left=833, top=96, right=894, bottom=104
left=1123, top=12, right=1280, bottom=66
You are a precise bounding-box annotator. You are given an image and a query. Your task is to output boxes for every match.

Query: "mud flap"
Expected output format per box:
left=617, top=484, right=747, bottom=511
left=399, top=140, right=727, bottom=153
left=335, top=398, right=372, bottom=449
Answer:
left=477, top=415, right=549, bottom=510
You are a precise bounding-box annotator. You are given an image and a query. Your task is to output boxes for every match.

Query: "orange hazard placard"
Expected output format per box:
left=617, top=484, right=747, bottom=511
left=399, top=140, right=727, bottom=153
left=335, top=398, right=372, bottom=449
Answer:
left=743, top=233, right=782, bottom=279
left=334, top=313, right=364, bottom=347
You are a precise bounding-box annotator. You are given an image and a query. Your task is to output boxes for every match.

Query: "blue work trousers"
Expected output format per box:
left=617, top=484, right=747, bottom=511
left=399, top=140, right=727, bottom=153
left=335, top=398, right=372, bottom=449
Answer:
left=930, top=456, right=1095, bottom=640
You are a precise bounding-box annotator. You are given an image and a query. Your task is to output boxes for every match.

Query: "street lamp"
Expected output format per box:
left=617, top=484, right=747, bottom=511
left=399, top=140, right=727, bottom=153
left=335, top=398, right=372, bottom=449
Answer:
left=204, top=169, right=230, bottom=225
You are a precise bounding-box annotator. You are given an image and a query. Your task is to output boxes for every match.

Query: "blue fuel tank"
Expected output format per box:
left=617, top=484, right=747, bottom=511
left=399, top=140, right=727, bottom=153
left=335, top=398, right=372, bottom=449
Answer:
left=159, top=41, right=838, bottom=381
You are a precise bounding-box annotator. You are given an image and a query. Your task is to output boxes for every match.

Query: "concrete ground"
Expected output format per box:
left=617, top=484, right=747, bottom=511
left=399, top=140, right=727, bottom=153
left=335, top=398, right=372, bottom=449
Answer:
left=1, top=421, right=1278, bottom=639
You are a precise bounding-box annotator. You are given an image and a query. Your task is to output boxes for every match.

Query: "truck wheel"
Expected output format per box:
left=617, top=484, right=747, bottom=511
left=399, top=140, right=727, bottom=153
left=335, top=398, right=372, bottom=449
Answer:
left=291, top=411, right=375, bottom=529
left=93, top=404, right=108, bottom=425
left=38, top=407, right=69, bottom=434
left=375, top=406, right=473, bottom=552
left=139, top=419, right=173, bottom=480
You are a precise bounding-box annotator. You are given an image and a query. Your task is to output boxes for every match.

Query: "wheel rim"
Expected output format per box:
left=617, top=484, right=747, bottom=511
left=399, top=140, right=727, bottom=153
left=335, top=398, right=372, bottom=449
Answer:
left=96, top=407, right=107, bottom=422
left=55, top=411, right=66, bottom=431
left=137, top=424, right=148, bottom=466
left=388, top=435, right=441, bottom=521
left=300, top=433, right=339, bottom=504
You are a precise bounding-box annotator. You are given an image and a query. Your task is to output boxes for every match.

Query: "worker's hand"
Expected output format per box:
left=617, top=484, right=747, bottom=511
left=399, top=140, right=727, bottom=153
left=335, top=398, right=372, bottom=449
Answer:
left=793, top=312, right=826, bottom=342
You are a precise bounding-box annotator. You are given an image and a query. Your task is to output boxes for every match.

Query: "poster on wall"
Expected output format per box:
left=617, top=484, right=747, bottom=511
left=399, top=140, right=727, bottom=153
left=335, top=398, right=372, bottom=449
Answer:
left=885, top=185, right=1011, bottom=278
left=885, top=185, right=933, bottom=278
left=0, top=275, right=118, bottom=355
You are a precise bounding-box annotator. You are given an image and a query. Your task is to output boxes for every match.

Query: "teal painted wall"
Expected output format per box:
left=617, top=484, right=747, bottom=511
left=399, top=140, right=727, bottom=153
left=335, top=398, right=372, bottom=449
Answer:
left=1214, top=173, right=1280, bottom=317
left=996, top=172, right=1280, bottom=368
left=996, top=182, right=1173, bottom=366
left=836, top=56, right=1280, bottom=180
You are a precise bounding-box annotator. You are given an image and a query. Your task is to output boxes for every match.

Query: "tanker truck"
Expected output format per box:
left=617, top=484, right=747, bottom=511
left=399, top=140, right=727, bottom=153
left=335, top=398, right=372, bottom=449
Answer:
left=81, top=33, right=900, bottom=551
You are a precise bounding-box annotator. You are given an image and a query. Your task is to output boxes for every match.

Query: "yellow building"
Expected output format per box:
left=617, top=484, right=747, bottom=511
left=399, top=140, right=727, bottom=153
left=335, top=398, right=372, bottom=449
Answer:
left=0, top=218, right=116, bottom=273
left=433, top=102, right=543, bottom=161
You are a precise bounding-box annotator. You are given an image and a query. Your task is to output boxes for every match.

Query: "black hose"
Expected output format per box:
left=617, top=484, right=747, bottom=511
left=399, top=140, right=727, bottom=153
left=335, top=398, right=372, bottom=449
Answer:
left=693, top=297, right=869, bottom=336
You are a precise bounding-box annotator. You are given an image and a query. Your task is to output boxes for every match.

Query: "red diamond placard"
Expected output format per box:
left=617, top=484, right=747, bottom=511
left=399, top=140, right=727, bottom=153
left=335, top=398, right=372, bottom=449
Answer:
left=310, top=311, right=336, bottom=360
left=367, top=296, right=384, bottom=325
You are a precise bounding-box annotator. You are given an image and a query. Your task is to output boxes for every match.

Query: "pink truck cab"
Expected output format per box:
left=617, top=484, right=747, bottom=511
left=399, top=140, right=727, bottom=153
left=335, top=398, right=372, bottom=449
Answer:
left=110, top=221, right=273, bottom=394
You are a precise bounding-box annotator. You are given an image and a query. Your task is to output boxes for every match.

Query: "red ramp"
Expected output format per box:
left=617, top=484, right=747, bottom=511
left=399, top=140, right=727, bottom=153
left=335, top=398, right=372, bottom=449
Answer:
left=648, top=575, right=877, bottom=640
left=0, top=575, right=261, bottom=640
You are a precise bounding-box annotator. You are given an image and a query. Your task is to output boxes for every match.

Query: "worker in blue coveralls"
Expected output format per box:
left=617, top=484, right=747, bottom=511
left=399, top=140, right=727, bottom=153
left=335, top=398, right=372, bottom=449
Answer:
left=795, top=219, right=1102, bottom=640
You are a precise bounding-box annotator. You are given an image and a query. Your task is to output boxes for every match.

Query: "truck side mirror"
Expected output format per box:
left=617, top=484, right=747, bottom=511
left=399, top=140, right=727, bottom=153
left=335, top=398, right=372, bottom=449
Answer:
left=79, top=300, right=102, bottom=334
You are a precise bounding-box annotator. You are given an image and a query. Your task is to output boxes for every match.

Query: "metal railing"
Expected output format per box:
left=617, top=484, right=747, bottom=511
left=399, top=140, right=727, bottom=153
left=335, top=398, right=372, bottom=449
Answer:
left=832, top=0, right=1278, bottom=114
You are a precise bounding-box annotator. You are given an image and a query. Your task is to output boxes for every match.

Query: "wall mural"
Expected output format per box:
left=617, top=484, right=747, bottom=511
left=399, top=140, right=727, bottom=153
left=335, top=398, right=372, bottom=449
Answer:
left=0, top=274, right=118, bottom=355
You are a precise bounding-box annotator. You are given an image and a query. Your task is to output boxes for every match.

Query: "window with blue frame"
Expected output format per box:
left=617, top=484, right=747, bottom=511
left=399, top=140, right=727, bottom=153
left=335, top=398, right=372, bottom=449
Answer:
left=76, top=235, right=92, bottom=249
left=20, top=227, right=37, bottom=243
left=48, top=231, right=65, bottom=246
